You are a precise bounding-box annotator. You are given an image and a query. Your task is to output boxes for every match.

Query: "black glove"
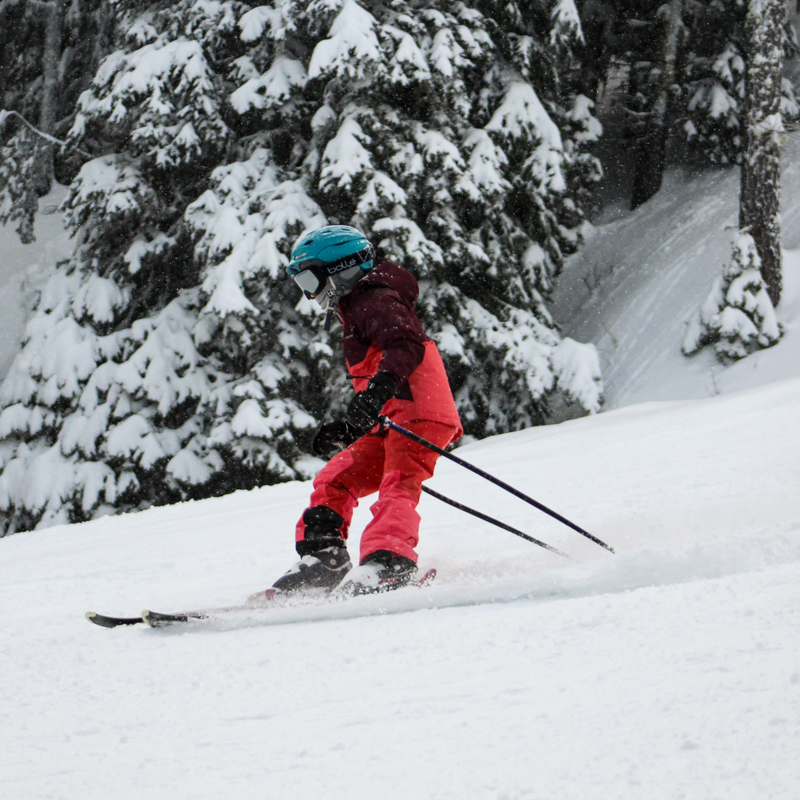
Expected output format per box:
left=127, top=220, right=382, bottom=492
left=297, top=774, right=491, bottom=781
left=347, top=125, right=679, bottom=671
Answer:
left=345, top=373, right=398, bottom=435
left=312, top=420, right=358, bottom=458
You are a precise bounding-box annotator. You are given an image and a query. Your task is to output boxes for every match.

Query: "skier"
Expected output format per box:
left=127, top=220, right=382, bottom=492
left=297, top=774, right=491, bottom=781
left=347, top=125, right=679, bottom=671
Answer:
left=272, top=225, right=462, bottom=597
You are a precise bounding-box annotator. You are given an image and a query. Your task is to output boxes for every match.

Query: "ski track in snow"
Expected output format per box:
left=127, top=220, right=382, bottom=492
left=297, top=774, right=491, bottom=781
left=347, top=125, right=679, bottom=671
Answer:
left=2, top=376, right=800, bottom=799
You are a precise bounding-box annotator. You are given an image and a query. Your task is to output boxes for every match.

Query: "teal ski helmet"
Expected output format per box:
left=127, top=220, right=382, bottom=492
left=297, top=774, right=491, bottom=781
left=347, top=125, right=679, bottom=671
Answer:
left=288, top=225, right=375, bottom=311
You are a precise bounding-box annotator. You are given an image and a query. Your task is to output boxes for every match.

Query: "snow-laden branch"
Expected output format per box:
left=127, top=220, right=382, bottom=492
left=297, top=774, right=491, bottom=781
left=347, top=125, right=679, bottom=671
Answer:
left=0, top=109, right=91, bottom=158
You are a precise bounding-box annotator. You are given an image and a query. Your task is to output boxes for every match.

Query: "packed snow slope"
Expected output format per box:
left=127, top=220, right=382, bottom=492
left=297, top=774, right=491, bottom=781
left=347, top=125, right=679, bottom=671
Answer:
left=2, top=374, right=800, bottom=800
left=553, top=131, right=800, bottom=409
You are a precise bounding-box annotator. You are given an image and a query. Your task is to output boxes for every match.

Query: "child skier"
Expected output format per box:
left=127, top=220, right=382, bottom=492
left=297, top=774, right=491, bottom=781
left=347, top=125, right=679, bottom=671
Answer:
left=271, top=225, right=462, bottom=597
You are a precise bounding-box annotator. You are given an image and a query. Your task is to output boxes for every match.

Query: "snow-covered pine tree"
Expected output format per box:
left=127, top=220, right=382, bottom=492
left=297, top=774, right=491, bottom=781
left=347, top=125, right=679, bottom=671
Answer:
left=681, top=0, right=798, bottom=166
left=683, top=0, right=785, bottom=364
left=0, top=0, right=259, bottom=531
left=682, top=231, right=781, bottom=361
left=680, top=0, right=747, bottom=165
left=0, top=0, right=604, bottom=533
left=0, top=0, right=59, bottom=243
left=0, top=0, right=113, bottom=242
left=200, top=0, right=605, bottom=440
left=578, top=0, right=798, bottom=172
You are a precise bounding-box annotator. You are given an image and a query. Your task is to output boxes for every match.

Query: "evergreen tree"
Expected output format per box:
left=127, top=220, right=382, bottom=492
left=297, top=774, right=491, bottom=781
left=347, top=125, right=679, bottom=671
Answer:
left=682, top=231, right=780, bottom=361
left=683, top=0, right=786, bottom=365
left=575, top=0, right=799, bottom=190
left=0, top=0, right=113, bottom=242
left=680, top=0, right=798, bottom=167
left=0, top=0, right=604, bottom=533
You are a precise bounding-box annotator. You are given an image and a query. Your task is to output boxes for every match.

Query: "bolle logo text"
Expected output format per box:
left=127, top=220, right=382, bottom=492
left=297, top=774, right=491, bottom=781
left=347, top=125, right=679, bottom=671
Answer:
left=326, top=257, right=359, bottom=276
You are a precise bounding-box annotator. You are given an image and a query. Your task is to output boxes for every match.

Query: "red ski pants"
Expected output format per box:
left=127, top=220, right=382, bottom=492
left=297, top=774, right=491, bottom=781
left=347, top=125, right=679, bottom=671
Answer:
left=296, top=420, right=459, bottom=564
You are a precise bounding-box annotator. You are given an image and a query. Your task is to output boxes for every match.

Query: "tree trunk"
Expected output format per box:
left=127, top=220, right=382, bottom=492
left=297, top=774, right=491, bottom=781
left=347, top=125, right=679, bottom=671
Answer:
left=739, top=0, right=784, bottom=305
left=0, top=2, right=15, bottom=110
left=630, top=0, right=683, bottom=209
left=89, top=0, right=115, bottom=80
left=34, top=0, right=65, bottom=195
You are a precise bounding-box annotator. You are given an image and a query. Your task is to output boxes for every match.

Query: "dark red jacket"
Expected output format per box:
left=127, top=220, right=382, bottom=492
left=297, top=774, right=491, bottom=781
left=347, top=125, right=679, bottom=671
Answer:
left=338, top=262, right=462, bottom=434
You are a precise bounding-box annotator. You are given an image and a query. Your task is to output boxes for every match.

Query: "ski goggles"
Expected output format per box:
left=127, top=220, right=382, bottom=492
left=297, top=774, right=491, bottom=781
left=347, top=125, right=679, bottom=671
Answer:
left=292, top=262, right=329, bottom=297
left=290, top=244, right=375, bottom=297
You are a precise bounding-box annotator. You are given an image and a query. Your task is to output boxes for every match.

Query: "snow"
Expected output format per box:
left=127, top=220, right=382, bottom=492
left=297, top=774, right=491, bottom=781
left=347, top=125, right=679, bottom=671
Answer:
left=1, top=374, right=800, bottom=798
left=230, top=56, right=307, bottom=114
left=320, top=117, right=374, bottom=190
left=551, top=0, right=582, bottom=40
left=414, top=126, right=465, bottom=172
left=372, top=215, right=444, bottom=268
left=108, top=40, right=209, bottom=104
left=238, top=6, right=286, bottom=43
left=486, top=82, right=563, bottom=151
left=387, top=27, right=431, bottom=84
left=430, top=27, right=466, bottom=78
left=355, top=171, right=408, bottom=215
left=460, top=128, right=509, bottom=197
left=74, top=276, right=126, bottom=325
left=65, top=157, right=146, bottom=220
left=167, top=444, right=217, bottom=486
left=308, top=0, right=382, bottom=80
left=566, top=94, right=603, bottom=143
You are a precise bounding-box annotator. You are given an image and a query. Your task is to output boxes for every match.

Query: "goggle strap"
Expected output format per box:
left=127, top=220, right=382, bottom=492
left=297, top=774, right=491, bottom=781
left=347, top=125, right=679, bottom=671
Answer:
left=319, top=244, right=374, bottom=276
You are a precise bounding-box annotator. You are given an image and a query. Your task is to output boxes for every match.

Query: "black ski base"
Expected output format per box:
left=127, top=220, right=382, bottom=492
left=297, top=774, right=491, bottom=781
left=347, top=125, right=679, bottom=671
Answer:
left=142, top=608, right=218, bottom=627
left=85, top=611, right=144, bottom=628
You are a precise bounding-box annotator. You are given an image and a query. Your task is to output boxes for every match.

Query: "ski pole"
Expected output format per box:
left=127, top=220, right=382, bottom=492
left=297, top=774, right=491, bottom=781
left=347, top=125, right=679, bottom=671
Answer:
left=421, top=485, right=570, bottom=559
left=383, top=418, right=615, bottom=554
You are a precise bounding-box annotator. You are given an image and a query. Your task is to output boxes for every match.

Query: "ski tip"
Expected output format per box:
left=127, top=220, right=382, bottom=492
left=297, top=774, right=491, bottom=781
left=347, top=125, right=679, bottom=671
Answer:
left=85, top=611, right=143, bottom=628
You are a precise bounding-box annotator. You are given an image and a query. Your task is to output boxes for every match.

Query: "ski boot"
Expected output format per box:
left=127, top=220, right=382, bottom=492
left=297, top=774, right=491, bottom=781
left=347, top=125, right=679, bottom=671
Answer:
left=269, top=545, right=352, bottom=597
left=259, top=507, right=353, bottom=601
left=333, top=550, right=418, bottom=598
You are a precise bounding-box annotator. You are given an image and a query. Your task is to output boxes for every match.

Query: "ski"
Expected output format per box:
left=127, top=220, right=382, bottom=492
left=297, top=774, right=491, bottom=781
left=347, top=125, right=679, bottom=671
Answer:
left=87, top=568, right=437, bottom=629
left=141, top=603, right=252, bottom=628
left=85, top=611, right=145, bottom=628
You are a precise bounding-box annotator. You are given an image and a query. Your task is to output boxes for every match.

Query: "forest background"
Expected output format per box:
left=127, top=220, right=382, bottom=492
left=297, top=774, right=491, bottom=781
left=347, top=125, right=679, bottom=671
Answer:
left=0, top=0, right=795, bottom=533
